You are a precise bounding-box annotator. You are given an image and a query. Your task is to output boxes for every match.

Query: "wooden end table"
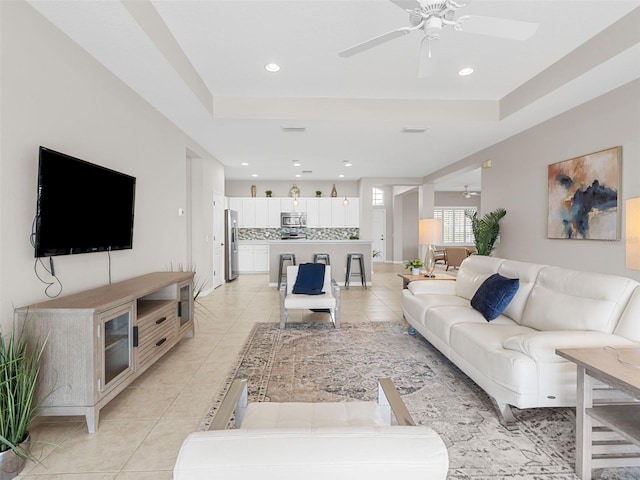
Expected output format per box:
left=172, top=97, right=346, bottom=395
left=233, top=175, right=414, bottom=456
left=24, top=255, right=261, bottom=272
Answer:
left=397, top=273, right=455, bottom=289
left=556, top=347, right=640, bottom=479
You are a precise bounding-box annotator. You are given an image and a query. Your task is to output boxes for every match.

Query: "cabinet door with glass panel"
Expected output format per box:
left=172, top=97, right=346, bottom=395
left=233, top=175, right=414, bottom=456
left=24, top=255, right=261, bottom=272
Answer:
left=96, top=302, right=135, bottom=397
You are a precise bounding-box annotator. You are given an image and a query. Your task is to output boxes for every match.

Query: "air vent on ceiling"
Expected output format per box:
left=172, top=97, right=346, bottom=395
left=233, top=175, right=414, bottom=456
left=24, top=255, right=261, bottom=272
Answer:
left=281, top=126, right=307, bottom=132
left=401, top=126, right=429, bottom=133
left=302, top=170, right=313, bottom=174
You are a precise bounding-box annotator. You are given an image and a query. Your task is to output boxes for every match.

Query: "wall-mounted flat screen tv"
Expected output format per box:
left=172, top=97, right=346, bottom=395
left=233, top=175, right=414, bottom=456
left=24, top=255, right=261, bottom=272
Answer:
left=34, top=146, right=136, bottom=258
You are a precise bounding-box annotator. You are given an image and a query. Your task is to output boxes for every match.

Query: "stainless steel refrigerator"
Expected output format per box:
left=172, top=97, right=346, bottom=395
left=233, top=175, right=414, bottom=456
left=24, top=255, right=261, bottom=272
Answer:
left=224, top=209, right=239, bottom=281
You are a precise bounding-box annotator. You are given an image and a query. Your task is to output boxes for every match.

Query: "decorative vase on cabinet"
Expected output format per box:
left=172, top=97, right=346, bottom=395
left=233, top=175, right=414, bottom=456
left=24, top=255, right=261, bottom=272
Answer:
left=289, top=184, right=300, bottom=197
left=250, top=185, right=257, bottom=198
left=331, top=184, right=337, bottom=197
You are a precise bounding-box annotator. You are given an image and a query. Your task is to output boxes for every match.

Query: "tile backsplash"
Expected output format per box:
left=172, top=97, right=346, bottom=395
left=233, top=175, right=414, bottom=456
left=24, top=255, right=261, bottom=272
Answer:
left=238, top=228, right=360, bottom=241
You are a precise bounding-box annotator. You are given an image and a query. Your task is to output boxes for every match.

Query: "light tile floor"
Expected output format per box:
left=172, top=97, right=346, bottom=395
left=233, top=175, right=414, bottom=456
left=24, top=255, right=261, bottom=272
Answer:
left=17, top=262, right=449, bottom=479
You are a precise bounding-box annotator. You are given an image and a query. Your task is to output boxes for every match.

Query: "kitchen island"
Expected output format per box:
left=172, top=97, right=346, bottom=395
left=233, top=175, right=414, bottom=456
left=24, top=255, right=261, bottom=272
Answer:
left=268, top=240, right=372, bottom=287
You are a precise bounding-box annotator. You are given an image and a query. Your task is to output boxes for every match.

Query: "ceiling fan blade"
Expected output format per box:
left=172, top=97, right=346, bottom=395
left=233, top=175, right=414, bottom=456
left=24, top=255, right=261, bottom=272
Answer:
left=389, top=0, right=422, bottom=11
left=418, top=35, right=439, bottom=77
left=457, top=15, right=539, bottom=41
left=339, top=27, right=415, bottom=58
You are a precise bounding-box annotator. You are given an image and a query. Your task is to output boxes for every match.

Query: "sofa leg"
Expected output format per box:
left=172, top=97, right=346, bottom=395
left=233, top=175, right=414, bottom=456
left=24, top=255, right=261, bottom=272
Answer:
left=492, top=399, right=518, bottom=430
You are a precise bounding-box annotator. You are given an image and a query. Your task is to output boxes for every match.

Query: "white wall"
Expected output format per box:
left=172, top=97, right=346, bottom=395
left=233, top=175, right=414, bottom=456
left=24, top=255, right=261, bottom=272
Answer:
left=0, top=2, right=225, bottom=328
left=433, top=79, right=640, bottom=281
left=435, top=191, right=481, bottom=209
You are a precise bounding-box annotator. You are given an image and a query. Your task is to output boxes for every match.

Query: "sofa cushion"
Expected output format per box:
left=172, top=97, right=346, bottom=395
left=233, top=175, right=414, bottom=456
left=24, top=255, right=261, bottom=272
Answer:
left=497, top=260, right=545, bottom=323
left=521, top=266, right=639, bottom=333
left=407, top=280, right=457, bottom=296
left=614, top=286, right=640, bottom=342
left=455, top=255, right=504, bottom=300
left=471, top=273, right=519, bottom=321
left=449, top=323, right=538, bottom=395
left=503, top=330, right=637, bottom=363
left=401, top=291, right=469, bottom=329
left=242, top=402, right=388, bottom=428
left=425, top=305, right=518, bottom=347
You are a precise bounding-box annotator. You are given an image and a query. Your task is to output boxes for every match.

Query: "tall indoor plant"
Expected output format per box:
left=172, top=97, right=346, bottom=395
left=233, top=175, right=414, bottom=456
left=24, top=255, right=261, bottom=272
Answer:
left=0, top=321, right=46, bottom=479
left=465, top=208, right=507, bottom=256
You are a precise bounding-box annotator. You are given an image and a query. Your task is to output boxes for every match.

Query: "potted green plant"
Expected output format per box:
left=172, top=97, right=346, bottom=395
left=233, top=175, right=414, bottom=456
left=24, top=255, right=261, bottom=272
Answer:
left=465, top=208, right=507, bottom=256
left=0, top=321, right=47, bottom=478
left=404, top=258, right=423, bottom=275
left=315, top=190, right=322, bottom=197
left=265, top=190, right=272, bottom=198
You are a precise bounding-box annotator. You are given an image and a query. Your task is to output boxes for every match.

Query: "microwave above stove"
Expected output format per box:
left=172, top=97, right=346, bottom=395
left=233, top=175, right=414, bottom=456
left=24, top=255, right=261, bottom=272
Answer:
left=281, top=212, right=307, bottom=228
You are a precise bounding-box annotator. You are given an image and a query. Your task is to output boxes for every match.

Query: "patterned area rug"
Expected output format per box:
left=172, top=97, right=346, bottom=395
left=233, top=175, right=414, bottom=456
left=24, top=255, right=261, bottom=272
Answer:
left=199, top=321, right=639, bottom=480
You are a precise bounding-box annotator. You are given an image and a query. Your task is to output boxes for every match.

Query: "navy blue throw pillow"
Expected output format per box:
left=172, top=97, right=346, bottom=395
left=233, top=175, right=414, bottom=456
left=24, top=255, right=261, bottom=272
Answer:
left=292, top=263, right=326, bottom=295
left=471, top=273, right=519, bottom=321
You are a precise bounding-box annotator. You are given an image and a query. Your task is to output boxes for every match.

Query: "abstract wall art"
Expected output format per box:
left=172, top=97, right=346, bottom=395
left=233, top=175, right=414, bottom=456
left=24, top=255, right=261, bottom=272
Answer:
left=547, top=146, right=621, bottom=240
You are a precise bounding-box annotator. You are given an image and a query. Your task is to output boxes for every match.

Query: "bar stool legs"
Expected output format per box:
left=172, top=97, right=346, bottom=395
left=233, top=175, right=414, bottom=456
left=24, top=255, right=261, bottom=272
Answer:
left=313, top=253, right=331, bottom=265
left=277, top=254, right=296, bottom=288
left=345, top=253, right=366, bottom=289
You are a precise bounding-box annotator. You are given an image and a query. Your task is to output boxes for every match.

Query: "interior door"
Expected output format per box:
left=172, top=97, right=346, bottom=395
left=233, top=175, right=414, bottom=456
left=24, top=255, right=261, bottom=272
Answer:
left=372, top=209, right=386, bottom=262
left=212, top=191, right=224, bottom=289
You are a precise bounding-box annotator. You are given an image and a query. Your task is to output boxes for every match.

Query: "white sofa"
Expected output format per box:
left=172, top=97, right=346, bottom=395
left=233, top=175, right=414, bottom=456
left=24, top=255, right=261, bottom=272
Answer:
left=401, top=255, right=640, bottom=423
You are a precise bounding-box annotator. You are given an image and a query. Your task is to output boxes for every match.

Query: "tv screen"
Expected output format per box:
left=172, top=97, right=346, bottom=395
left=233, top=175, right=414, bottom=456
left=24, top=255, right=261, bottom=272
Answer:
left=34, top=147, right=136, bottom=258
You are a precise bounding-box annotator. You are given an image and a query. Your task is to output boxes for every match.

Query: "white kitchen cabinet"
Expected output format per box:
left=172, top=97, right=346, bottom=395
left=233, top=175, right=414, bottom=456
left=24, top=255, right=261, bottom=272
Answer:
left=280, top=197, right=305, bottom=213
left=254, top=198, right=268, bottom=227
left=228, top=197, right=243, bottom=224
left=241, top=198, right=257, bottom=227
left=238, top=244, right=270, bottom=273
left=330, top=198, right=359, bottom=227
left=238, top=244, right=254, bottom=272
left=318, top=198, right=333, bottom=226
left=267, top=198, right=281, bottom=227
left=307, top=198, right=332, bottom=227
left=254, top=245, right=270, bottom=272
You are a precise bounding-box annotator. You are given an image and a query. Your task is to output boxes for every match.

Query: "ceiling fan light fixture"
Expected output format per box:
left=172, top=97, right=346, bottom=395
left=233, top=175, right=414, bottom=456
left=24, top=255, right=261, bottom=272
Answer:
left=458, top=67, right=474, bottom=76
left=264, top=63, right=280, bottom=72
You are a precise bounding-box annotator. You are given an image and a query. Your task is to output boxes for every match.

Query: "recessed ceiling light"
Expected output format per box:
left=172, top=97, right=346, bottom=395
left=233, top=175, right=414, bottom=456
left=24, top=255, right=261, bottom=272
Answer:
left=292, top=160, right=301, bottom=167
left=251, top=174, right=258, bottom=177
left=265, top=63, right=280, bottom=72
left=295, top=174, right=301, bottom=178
left=343, top=160, right=352, bottom=167
left=339, top=174, right=345, bottom=178
left=458, top=67, right=474, bottom=76
left=241, top=162, right=249, bottom=166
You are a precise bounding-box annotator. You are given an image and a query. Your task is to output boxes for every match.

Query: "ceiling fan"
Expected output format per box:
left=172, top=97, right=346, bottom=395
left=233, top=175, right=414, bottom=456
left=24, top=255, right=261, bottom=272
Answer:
left=462, top=185, right=480, bottom=199
left=338, top=0, right=539, bottom=77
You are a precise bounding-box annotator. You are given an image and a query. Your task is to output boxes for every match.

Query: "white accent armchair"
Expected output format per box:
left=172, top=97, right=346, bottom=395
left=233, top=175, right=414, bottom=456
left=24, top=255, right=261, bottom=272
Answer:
left=279, top=265, right=340, bottom=329
left=173, top=378, right=449, bottom=480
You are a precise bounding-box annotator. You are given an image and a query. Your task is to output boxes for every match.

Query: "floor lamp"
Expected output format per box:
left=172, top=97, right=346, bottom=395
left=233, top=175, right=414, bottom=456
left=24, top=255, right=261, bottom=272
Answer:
left=419, top=218, right=442, bottom=277
left=627, top=198, right=640, bottom=270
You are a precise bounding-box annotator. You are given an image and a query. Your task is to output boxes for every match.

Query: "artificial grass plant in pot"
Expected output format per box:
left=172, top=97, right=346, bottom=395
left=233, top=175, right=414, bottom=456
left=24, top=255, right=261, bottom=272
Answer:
left=0, top=320, right=47, bottom=479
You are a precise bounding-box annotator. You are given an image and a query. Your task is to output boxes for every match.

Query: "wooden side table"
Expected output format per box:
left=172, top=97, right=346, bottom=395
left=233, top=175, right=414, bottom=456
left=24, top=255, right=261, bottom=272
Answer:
left=556, top=347, right=640, bottom=479
left=397, top=273, right=455, bottom=289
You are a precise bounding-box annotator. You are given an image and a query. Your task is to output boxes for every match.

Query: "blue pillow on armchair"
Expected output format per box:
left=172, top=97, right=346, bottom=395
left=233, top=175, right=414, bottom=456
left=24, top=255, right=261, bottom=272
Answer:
left=471, top=273, right=519, bottom=321
left=292, top=263, right=326, bottom=295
